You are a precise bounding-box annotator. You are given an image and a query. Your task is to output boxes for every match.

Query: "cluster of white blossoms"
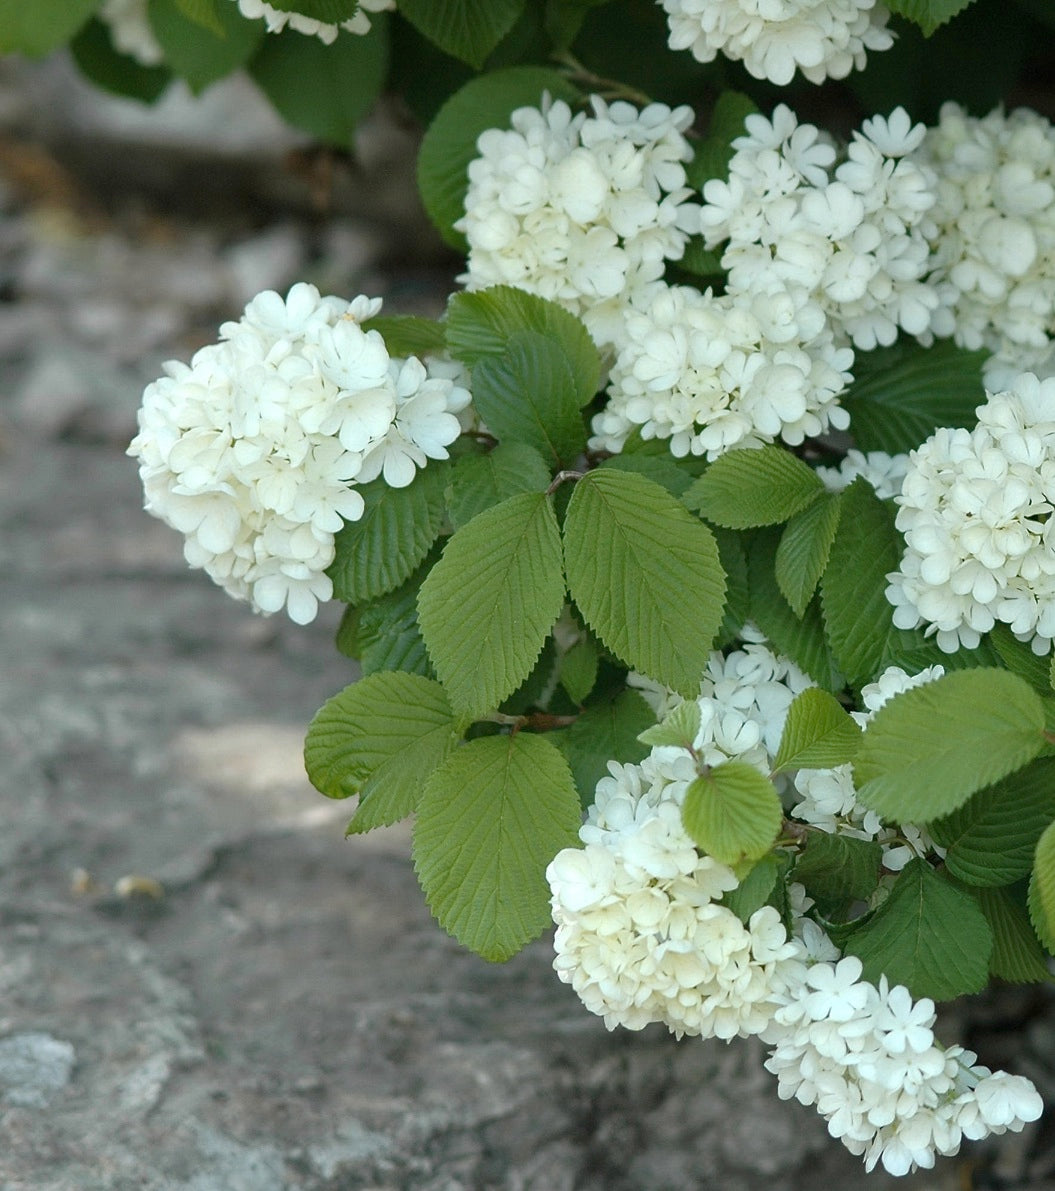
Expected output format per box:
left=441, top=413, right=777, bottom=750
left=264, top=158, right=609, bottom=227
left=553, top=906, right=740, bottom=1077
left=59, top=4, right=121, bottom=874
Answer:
left=886, top=372, right=1055, bottom=654
left=815, top=448, right=910, bottom=500
left=457, top=96, right=700, bottom=347
left=233, top=0, right=393, bottom=42
left=588, top=281, right=853, bottom=459
left=701, top=105, right=941, bottom=353
left=128, top=283, right=470, bottom=625
left=657, top=0, right=894, bottom=85
left=98, top=0, right=164, bottom=66
left=918, top=103, right=1055, bottom=389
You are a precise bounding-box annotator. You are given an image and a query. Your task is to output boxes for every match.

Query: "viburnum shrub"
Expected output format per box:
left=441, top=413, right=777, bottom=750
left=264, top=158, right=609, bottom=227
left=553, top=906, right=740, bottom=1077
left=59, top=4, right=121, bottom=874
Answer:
left=16, top=0, right=1055, bottom=1175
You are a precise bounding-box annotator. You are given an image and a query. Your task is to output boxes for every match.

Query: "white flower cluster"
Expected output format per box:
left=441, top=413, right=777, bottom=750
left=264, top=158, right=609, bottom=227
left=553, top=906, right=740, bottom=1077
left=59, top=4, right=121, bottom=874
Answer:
left=588, top=281, right=853, bottom=459
left=701, top=105, right=940, bottom=352
left=765, top=954, right=1043, bottom=1175
left=457, top=96, right=700, bottom=347
left=886, top=372, right=1055, bottom=654
left=99, top=0, right=164, bottom=66
left=815, top=448, right=910, bottom=500
left=233, top=0, right=393, bottom=42
left=918, top=103, right=1055, bottom=388
left=657, top=0, right=894, bottom=86
left=791, top=664, right=945, bottom=870
left=128, top=283, right=469, bottom=625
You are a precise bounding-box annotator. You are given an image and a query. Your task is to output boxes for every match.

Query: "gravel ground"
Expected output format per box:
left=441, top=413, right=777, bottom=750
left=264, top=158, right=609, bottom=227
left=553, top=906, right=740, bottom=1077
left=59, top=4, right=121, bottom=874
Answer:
left=0, top=55, right=1052, bottom=1191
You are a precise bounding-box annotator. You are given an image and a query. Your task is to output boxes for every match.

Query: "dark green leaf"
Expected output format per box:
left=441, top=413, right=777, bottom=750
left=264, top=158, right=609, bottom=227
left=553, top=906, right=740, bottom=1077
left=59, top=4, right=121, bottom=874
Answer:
left=398, top=0, right=524, bottom=68
left=686, top=90, right=759, bottom=190
left=600, top=453, right=694, bottom=498
left=713, top=526, right=750, bottom=648
left=71, top=17, right=171, bottom=103
left=793, top=832, right=883, bottom=906
left=351, top=563, right=436, bottom=678
left=173, top=0, right=223, bottom=33
left=265, top=0, right=358, bottom=18
left=990, top=624, right=1054, bottom=694
left=446, top=442, right=552, bottom=530
left=721, top=852, right=782, bottom=925
left=978, top=885, right=1051, bottom=983
left=149, top=0, right=263, bottom=93
left=776, top=492, right=842, bottom=617
left=0, top=0, right=100, bottom=55
left=362, top=314, right=447, bottom=359
left=885, top=0, right=978, bottom=34
left=556, top=689, right=654, bottom=806
left=1029, top=822, right=1055, bottom=952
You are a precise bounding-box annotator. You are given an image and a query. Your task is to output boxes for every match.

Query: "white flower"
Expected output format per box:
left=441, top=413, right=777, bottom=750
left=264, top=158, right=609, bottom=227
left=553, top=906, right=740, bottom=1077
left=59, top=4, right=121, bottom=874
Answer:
left=98, top=0, right=164, bottom=65
left=233, top=0, right=393, bottom=41
left=657, top=0, right=894, bottom=85
left=815, top=448, right=910, bottom=499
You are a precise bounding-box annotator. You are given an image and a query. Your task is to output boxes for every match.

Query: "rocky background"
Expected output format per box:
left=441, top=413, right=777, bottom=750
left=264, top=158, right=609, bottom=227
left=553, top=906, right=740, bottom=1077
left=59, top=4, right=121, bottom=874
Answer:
left=0, top=55, right=1053, bottom=1191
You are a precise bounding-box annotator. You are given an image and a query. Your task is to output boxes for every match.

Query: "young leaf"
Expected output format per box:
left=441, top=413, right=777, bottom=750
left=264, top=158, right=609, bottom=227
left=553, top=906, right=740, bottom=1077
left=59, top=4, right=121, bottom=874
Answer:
left=446, top=286, right=599, bottom=405
left=776, top=492, right=842, bottom=616
left=417, top=492, right=566, bottom=719
left=684, top=445, right=825, bottom=529
left=563, top=469, right=726, bottom=697
left=885, top=0, right=977, bottom=35
left=471, top=331, right=586, bottom=465
left=928, top=757, right=1055, bottom=887
left=304, top=672, right=460, bottom=811
left=413, top=732, right=581, bottom=961
left=793, top=832, right=883, bottom=906
left=361, top=314, right=447, bottom=359
left=556, top=689, right=654, bottom=805
left=854, top=669, right=1046, bottom=823
left=990, top=623, right=1053, bottom=694
left=638, top=700, right=702, bottom=751
left=328, top=464, right=447, bottom=604
left=1030, top=819, right=1055, bottom=952
left=772, top=688, right=862, bottom=774
left=686, top=90, right=760, bottom=190
left=418, top=69, right=580, bottom=250
left=978, top=885, right=1052, bottom=983
left=398, top=0, right=524, bottom=68
left=149, top=0, right=264, bottom=94
left=446, top=442, right=552, bottom=531
left=844, top=860, right=992, bottom=1000
left=0, top=0, right=99, bottom=56
left=71, top=18, right=171, bottom=103
left=682, top=763, right=783, bottom=866
left=820, top=479, right=907, bottom=687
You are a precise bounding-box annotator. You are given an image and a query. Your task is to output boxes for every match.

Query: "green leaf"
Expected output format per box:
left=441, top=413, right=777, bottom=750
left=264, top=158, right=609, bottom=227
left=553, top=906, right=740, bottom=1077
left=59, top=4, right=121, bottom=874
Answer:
left=563, top=469, right=725, bottom=697
left=544, top=0, right=608, bottom=48
left=713, top=526, right=750, bottom=648
left=793, top=832, right=883, bottom=907
left=772, top=688, right=862, bottom=774
left=446, top=442, right=552, bottom=531
left=776, top=493, right=842, bottom=617
left=1029, top=821, right=1055, bottom=952
left=398, top=0, right=524, bottom=68
left=882, top=630, right=1002, bottom=676
left=842, top=340, right=986, bottom=453
left=820, top=479, right=906, bottom=687
left=559, top=631, right=599, bottom=705
left=929, top=758, right=1055, bottom=887
left=638, top=700, right=701, bottom=751
left=149, top=0, right=264, bottom=93
left=71, top=18, right=171, bottom=103
left=720, top=852, right=782, bottom=925
left=248, top=13, right=387, bottom=143
left=684, top=446, right=825, bottom=529
left=990, top=624, right=1054, bottom=694
left=173, top=0, right=223, bottom=34
left=978, top=885, right=1052, bottom=983
left=446, top=286, right=599, bottom=405
left=471, top=331, right=586, bottom=466
left=682, top=763, right=783, bottom=866
left=556, top=689, right=654, bottom=806
left=418, top=68, right=580, bottom=250
left=362, top=314, right=447, bottom=359
left=499, top=636, right=558, bottom=716
left=413, top=732, right=581, bottom=961
left=844, top=859, right=992, bottom=1000
left=0, top=0, right=100, bottom=56
left=350, top=562, right=437, bottom=679
left=304, top=673, right=460, bottom=819
left=328, top=464, right=447, bottom=604
left=747, top=531, right=843, bottom=691
left=600, top=453, right=694, bottom=498
left=854, top=668, right=1046, bottom=822
left=686, top=90, right=760, bottom=190
left=418, top=492, right=566, bottom=719
left=884, top=0, right=977, bottom=35
left=264, top=0, right=358, bottom=18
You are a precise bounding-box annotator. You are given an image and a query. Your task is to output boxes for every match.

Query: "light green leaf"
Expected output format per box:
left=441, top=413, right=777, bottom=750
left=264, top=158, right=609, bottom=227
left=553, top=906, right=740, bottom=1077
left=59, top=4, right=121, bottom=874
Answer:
left=173, top=0, right=223, bottom=33
left=842, top=340, right=985, bottom=453
left=418, top=492, right=566, bottom=719
left=1029, top=819, right=1055, bottom=952
left=638, top=700, right=701, bottom=751
left=471, top=331, right=586, bottom=466
left=304, top=672, right=459, bottom=815
left=555, top=689, right=654, bottom=806
left=328, top=463, right=447, bottom=604
left=844, top=860, right=992, bottom=1000
left=413, top=732, right=581, bottom=961
left=776, top=492, right=842, bottom=617
left=978, top=885, right=1051, bottom=983
left=928, top=758, right=1055, bottom=886
left=0, top=0, right=100, bottom=56
left=563, top=469, right=725, bottom=696
left=446, top=286, right=599, bottom=405
left=885, top=0, right=977, bottom=35
left=684, top=445, right=825, bottom=529
left=248, top=13, right=386, bottom=143
left=149, top=0, right=264, bottom=93
left=418, top=69, right=580, bottom=250
left=720, top=852, right=783, bottom=925
left=686, top=90, right=760, bottom=190
left=820, top=479, right=906, bottom=687
left=682, top=763, right=783, bottom=866
left=362, top=314, right=447, bottom=359
left=398, top=0, right=524, bottom=68
left=854, top=668, right=1046, bottom=822
left=446, top=442, right=552, bottom=531
left=559, top=632, right=599, bottom=705
left=71, top=18, right=171, bottom=103
left=793, top=832, right=883, bottom=907
left=772, top=688, right=862, bottom=774
left=990, top=624, right=1054, bottom=694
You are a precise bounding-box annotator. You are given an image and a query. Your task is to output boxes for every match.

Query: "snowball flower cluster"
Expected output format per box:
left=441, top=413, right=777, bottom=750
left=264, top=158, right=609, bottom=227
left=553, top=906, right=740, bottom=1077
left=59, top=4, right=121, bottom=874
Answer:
left=588, top=281, right=853, bottom=459
left=99, top=0, right=164, bottom=66
left=128, top=283, right=469, bottom=625
left=701, top=105, right=940, bottom=352
left=457, top=96, right=700, bottom=347
left=886, top=372, right=1055, bottom=654
left=918, top=103, right=1055, bottom=386
left=815, top=448, right=910, bottom=500
left=233, top=0, right=393, bottom=42
left=657, top=0, right=894, bottom=85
